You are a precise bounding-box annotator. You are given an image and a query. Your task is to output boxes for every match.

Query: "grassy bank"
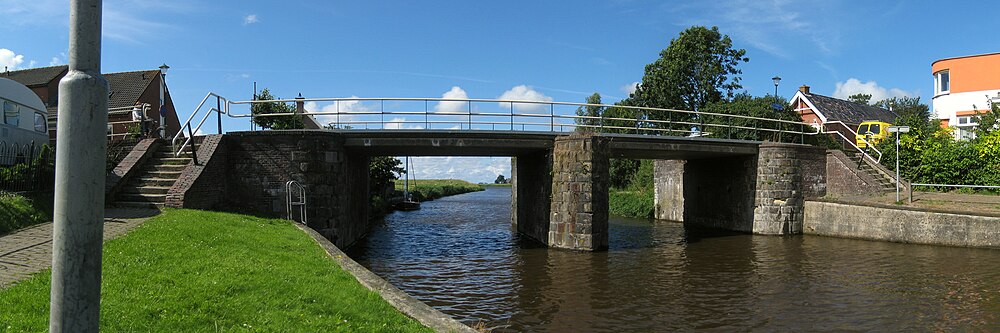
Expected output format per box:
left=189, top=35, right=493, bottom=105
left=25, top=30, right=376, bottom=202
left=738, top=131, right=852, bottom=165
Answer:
left=0, top=209, right=430, bottom=332
left=0, top=192, right=52, bottom=236
left=396, top=179, right=484, bottom=202
left=609, top=189, right=654, bottom=219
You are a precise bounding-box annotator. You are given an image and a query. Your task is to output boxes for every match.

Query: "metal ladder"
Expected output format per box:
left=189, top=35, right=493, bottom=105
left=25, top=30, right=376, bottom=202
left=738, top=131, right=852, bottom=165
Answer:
left=285, top=181, right=307, bottom=225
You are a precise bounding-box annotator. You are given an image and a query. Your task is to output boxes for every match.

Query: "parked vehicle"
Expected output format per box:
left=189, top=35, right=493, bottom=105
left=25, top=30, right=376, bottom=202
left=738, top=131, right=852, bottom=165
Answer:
left=0, top=77, right=48, bottom=158
left=855, top=120, right=891, bottom=148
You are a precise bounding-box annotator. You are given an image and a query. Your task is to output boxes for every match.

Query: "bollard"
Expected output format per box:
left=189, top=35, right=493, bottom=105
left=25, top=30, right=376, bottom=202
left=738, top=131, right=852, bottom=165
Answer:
left=49, top=0, right=108, bottom=332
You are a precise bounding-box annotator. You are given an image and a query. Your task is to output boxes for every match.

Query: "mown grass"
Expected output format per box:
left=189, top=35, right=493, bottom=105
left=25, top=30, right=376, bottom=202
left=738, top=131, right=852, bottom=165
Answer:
left=0, top=192, right=52, bottom=236
left=609, top=189, right=654, bottom=219
left=0, top=209, right=431, bottom=332
left=396, top=179, right=483, bottom=202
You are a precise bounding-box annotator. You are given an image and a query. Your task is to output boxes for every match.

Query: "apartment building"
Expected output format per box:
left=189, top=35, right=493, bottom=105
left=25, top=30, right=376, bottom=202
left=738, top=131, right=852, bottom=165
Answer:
left=931, top=52, right=1000, bottom=139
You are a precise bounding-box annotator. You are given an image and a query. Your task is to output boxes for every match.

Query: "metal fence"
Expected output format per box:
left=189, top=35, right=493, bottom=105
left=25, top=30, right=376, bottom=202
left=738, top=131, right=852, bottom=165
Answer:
left=0, top=141, right=54, bottom=193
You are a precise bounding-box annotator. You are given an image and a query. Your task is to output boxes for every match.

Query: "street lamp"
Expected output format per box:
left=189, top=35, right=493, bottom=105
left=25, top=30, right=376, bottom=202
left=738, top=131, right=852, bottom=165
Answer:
left=772, top=76, right=781, bottom=98
left=158, top=63, right=169, bottom=138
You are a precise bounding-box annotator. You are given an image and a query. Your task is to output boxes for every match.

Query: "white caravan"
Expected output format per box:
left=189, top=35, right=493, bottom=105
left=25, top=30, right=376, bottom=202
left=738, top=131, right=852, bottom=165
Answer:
left=0, top=77, right=49, bottom=150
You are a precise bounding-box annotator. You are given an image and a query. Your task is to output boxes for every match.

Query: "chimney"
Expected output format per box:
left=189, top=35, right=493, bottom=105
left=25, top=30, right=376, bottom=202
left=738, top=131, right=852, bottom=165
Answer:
left=295, top=93, right=305, bottom=113
left=799, top=85, right=810, bottom=94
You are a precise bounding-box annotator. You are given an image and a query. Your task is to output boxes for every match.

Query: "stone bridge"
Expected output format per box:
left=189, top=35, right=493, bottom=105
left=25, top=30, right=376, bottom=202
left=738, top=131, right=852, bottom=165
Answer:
left=161, top=130, right=827, bottom=251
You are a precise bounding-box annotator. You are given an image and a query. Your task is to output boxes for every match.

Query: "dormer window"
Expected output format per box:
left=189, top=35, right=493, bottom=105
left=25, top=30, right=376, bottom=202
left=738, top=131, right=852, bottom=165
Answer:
left=935, top=70, right=950, bottom=95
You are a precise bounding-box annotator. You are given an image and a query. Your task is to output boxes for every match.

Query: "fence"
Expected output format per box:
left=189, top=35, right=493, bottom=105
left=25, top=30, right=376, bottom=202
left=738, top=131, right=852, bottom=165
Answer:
left=0, top=141, right=54, bottom=193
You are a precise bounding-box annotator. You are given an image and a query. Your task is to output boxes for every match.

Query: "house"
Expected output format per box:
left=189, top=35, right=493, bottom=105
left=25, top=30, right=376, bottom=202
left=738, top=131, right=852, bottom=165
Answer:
left=931, top=52, right=1000, bottom=140
left=788, top=85, right=897, bottom=137
left=1, top=65, right=182, bottom=143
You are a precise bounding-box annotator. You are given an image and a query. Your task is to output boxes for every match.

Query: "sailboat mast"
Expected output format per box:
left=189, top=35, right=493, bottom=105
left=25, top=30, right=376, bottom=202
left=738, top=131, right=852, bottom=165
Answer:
left=404, top=156, right=410, bottom=200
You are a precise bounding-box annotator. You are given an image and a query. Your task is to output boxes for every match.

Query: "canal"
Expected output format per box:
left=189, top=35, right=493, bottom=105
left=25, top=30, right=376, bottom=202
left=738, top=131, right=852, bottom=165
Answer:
left=346, top=186, right=1000, bottom=332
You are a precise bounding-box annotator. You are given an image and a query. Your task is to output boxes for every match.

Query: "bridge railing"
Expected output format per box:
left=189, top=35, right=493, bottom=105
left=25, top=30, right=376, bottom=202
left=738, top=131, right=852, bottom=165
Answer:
left=175, top=94, right=822, bottom=155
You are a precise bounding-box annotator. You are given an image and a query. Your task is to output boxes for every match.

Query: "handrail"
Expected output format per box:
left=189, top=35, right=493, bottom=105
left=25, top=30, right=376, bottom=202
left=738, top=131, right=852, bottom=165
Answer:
left=821, top=121, right=882, bottom=163
left=174, top=94, right=822, bottom=152
left=286, top=181, right=307, bottom=224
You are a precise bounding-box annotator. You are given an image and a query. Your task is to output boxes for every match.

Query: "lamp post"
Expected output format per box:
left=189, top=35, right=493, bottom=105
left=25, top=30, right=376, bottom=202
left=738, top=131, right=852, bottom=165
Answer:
left=158, top=63, right=169, bottom=138
left=888, top=125, right=910, bottom=202
left=772, top=76, right=781, bottom=101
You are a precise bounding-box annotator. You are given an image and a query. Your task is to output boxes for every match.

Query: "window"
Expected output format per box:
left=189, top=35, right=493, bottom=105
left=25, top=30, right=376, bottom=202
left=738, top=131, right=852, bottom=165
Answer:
left=34, top=112, right=47, bottom=133
left=3, top=100, right=18, bottom=126
left=857, top=124, right=869, bottom=134
left=869, top=123, right=881, bottom=134
left=935, top=70, right=950, bottom=95
left=955, top=116, right=978, bottom=140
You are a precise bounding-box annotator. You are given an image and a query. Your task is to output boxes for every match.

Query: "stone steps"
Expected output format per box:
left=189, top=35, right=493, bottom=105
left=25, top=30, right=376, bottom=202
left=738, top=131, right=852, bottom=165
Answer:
left=114, top=144, right=192, bottom=208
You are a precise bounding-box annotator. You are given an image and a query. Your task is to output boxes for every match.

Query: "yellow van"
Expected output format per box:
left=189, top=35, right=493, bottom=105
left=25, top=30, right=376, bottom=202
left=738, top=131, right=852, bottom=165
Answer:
left=855, top=121, right=891, bottom=148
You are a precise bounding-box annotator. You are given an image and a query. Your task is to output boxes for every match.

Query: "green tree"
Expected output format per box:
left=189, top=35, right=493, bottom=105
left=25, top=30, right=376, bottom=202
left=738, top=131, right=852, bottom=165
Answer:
left=848, top=93, right=873, bottom=105
left=369, top=156, right=404, bottom=202
left=627, top=25, right=748, bottom=134
left=574, top=93, right=605, bottom=132
left=494, top=174, right=507, bottom=184
left=700, top=93, right=804, bottom=141
left=251, top=88, right=303, bottom=130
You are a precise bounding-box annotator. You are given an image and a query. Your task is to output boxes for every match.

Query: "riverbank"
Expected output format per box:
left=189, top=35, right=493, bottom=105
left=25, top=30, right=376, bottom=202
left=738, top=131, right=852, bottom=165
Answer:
left=609, top=189, right=654, bottom=219
left=0, top=209, right=431, bottom=332
left=395, top=179, right=484, bottom=202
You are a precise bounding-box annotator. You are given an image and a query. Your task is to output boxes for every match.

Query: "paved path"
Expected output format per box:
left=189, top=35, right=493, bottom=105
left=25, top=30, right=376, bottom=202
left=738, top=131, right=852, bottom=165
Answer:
left=834, top=191, right=1000, bottom=217
left=0, top=208, right=159, bottom=288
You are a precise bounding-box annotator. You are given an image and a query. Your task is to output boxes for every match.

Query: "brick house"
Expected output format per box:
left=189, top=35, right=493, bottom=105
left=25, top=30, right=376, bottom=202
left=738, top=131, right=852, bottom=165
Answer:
left=788, top=85, right=898, bottom=138
left=1, top=65, right=182, bottom=143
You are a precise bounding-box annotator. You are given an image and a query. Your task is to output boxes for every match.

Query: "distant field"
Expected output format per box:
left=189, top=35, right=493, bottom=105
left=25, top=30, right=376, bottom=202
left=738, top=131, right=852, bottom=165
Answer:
left=395, top=179, right=483, bottom=201
left=0, top=209, right=430, bottom=332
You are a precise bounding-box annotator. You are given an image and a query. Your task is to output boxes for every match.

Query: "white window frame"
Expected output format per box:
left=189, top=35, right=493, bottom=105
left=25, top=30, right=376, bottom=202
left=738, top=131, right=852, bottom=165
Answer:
left=3, top=100, right=19, bottom=126
left=935, top=70, right=950, bottom=96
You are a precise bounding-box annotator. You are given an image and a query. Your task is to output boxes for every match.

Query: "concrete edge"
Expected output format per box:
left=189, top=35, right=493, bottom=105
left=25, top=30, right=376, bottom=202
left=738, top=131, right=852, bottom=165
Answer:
left=294, top=224, right=477, bottom=333
left=810, top=197, right=1000, bottom=218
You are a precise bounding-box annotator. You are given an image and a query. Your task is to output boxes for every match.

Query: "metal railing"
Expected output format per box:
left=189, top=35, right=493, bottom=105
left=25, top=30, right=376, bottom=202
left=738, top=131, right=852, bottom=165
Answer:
left=286, top=180, right=307, bottom=224
left=0, top=140, right=53, bottom=193
left=908, top=183, right=1000, bottom=203
left=174, top=94, right=823, bottom=155
left=821, top=121, right=882, bottom=163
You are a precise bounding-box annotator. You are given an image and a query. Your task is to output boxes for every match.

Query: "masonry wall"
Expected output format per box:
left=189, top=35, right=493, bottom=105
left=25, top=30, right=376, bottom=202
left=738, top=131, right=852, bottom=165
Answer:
left=223, top=131, right=370, bottom=248
left=549, top=134, right=609, bottom=251
left=653, top=160, right=684, bottom=221
left=105, top=138, right=160, bottom=203
left=683, top=155, right=757, bottom=232
left=825, top=149, right=884, bottom=196
left=805, top=200, right=1000, bottom=248
left=165, top=135, right=227, bottom=210
left=511, top=152, right=552, bottom=244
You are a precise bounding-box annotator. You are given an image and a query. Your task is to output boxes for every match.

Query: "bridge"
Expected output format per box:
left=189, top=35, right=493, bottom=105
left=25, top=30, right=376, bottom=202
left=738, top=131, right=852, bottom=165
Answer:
left=116, top=94, right=833, bottom=251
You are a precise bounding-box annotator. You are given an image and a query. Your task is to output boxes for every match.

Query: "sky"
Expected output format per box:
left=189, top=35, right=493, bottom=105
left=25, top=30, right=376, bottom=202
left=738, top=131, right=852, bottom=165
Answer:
left=2, top=0, right=1000, bottom=183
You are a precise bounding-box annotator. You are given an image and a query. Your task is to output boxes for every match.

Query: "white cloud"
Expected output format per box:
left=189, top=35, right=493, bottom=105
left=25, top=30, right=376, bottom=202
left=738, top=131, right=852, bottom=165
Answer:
left=832, top=78, right=914, bottom=103
left=243, top=14, right=258, bottom=25
left=384, top=117, right=423, bottom=130
left=621, top=81, right=639, bottom=96
left=304, top=97, right=374, bottom=128
left=410, top=156, right=511, bottom=184
left=497, top=85, right=553, bottom=113
left=49, top=57, right=61, bottom=66
left=435, top=86, right=468, bottom=113
left=0, top=49, right=26, bottom=71
left=0, top=0, right=186, bottom=44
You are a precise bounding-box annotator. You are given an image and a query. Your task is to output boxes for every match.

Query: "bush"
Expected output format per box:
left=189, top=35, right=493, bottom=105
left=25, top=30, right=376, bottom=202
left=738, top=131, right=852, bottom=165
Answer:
left=609, top=190, right=654, bottom=219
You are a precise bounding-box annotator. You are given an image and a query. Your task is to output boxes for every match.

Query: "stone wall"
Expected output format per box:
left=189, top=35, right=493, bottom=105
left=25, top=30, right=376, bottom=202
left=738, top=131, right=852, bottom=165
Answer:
left=683, top=155, right=757, bottom=232
left=105, top=138, right=160, bottom=202
left=825, top=149, right=884, bottom=196
left=805, top=200, right=1000, bottom=248
left=549, top=134, right=609, bottom=251
left=511, top=152, right=552, bottom=244
left=753, top=143, right=805, bottom=234
left=165, top=135, right=227, bottom=210
left=653, top=160, right=684, bottom=221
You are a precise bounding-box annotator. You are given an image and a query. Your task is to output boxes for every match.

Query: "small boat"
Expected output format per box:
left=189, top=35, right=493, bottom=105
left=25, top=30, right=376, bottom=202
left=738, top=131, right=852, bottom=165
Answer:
left=394, top=156, right=420, bottom=211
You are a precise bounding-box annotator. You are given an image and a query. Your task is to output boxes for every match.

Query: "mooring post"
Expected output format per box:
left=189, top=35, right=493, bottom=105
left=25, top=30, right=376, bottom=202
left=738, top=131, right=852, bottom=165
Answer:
left=50, top=0, right=108, bottom=331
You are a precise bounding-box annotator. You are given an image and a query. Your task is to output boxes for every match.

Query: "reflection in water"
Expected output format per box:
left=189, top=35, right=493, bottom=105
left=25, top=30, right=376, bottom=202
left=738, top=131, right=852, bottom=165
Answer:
left=347, top=187, right=1000, bottom=332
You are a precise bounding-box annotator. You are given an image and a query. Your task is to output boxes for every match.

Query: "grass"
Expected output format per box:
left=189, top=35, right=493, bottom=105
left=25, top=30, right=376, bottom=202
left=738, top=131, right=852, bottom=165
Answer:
left=395, top=179, right=484, bottom=202
left=609, top=189, right=654, bottom=219
left=0, top=209, right=431, bottom=333
left=0, top=192, right=52, bottom=236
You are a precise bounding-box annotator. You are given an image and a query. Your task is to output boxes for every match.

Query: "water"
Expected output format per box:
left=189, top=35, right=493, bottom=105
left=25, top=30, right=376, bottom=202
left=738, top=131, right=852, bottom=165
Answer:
left=347, top=187, right=1000, bottom=332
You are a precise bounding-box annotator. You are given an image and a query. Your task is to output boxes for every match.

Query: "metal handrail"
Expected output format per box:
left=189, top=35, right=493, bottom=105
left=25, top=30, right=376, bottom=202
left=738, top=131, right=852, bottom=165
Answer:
left=286, top=180, right=307, bottom=224
left=174, top=94, right=822, bottom=153
left=821, top=121, right=882, bottom=163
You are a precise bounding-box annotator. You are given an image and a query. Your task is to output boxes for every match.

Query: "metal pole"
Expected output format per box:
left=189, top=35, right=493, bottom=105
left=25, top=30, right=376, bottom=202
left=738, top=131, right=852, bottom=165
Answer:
left=216, top=96, right=222, bottom=134
left=51, top=0, right=107, bottom=331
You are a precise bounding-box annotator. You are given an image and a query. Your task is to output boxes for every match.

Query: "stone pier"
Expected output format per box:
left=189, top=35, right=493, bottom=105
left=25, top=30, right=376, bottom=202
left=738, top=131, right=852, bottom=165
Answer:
left=548, top=134, right=609, bottom=251
left=653, top=160, right=685, bottom=221
left=752, top=143, right=826, bottom=234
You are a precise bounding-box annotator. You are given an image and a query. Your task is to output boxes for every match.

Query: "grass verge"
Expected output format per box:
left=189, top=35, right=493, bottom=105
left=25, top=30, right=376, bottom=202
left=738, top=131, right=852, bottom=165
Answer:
left=0, top=192, right=52, bottom=236
left=609, top=189, right=654, bottom=219
left=396, top=179, right=484, bottom=202
left=0, top=209, right=431, bottom=332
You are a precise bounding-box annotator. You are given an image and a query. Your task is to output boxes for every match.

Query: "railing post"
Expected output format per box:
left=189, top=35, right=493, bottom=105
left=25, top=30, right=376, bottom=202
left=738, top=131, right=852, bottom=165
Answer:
left=424, top=100, right=429, bottom=129
left=187, top=124, right=199, bottom=166
left=550, top=103, right=554, bottom=132
left=468, top=100, right=472, bottom=130
left=216, top=96, right=222, bottom=134
left=509, top=102, right=514, bottom=131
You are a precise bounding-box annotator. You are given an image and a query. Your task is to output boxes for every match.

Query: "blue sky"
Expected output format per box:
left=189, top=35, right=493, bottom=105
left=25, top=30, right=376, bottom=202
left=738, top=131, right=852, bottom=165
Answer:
left=2, top=0, right=999, bottom=182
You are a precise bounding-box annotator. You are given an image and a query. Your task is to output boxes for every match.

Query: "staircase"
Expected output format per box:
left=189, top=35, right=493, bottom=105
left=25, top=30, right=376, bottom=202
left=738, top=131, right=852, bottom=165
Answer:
left=853, top=153, right=898, bottom=192
left=115, top=144, right=192, bottom=208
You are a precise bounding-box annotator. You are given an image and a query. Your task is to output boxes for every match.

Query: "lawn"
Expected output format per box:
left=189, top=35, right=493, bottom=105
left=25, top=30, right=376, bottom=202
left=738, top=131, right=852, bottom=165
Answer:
left=0, top=209, right=431, bottom=332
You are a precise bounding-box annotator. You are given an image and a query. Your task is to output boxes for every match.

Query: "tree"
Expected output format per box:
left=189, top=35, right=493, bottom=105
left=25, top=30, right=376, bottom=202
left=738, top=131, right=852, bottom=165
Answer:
left=627, top=26, right=748, bottom=134
left=494, top=174, right=507, bottom=184
left=369, top=156, right=404, bottom=197
left=848, top=93, right=873, bottom=105
left=700, top=92, right=803, bottom=141
left=251, top=88, right=303, bottom=130
left=574, top=93, right=605, bottom=132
